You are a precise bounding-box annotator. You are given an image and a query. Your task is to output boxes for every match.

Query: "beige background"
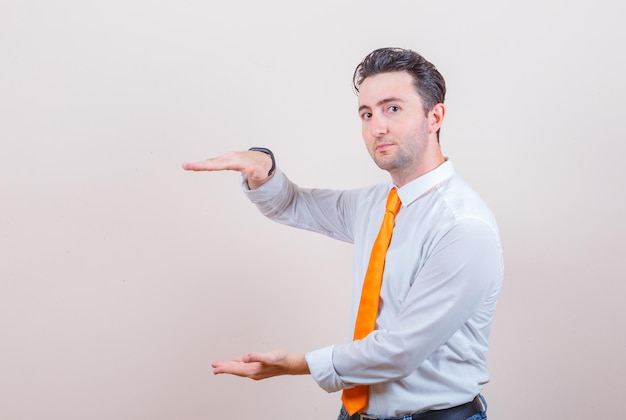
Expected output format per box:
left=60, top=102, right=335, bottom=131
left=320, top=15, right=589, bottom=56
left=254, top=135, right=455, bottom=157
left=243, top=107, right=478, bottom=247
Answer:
left=1, top=1, right=625, bottom=419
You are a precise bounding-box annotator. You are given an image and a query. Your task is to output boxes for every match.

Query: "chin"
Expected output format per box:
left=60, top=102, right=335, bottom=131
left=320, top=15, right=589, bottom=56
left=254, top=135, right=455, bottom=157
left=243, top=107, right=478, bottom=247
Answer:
left=374, top=159, right=394, bottom=171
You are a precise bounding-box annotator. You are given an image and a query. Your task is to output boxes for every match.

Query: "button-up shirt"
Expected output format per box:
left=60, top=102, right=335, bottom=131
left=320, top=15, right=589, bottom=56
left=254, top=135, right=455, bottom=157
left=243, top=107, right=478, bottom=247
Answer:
left=243, top=160, right=503, bottom=418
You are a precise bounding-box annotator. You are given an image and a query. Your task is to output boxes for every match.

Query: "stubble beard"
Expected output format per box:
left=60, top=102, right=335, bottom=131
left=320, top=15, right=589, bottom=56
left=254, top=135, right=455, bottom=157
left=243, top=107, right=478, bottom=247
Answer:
left=372, top=128, right=429, bottom=183
left=372, top=138, right=426, bottom=174
left=373, top=147, right=411, bottom=172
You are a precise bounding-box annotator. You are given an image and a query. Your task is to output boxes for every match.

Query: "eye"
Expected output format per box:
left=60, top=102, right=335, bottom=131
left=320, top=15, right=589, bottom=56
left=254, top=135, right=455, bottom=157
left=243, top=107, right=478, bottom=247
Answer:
left=361, top=112, right=372, bottom=120
left=387, top=105, right=399, bottom=113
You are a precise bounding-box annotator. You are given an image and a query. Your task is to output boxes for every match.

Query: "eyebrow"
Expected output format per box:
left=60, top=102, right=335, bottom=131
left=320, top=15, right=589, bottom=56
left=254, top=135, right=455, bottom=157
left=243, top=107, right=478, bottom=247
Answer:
left=358, top=96, right=404, bottom=113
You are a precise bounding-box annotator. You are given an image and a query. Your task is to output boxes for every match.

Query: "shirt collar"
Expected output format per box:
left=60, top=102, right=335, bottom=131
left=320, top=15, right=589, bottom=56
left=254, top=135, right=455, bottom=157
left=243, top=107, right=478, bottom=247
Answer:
left=394, top=159, right=456, bottom=207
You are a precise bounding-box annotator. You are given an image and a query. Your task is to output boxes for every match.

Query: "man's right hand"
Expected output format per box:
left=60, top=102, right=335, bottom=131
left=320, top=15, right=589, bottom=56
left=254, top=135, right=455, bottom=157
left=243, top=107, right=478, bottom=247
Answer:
left=182, top=150, right=275, bottom=189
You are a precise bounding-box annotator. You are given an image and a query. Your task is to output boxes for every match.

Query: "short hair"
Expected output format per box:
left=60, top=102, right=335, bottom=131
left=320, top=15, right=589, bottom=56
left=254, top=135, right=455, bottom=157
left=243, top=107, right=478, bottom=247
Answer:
left=353, top=47, right=446, bottom=115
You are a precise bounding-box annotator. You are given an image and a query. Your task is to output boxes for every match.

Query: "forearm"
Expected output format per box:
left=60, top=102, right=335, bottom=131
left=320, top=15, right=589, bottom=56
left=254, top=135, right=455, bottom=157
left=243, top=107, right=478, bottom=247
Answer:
left=242, top=168, right=356, bottom=243
left=310, top=220, right=502, bottom=390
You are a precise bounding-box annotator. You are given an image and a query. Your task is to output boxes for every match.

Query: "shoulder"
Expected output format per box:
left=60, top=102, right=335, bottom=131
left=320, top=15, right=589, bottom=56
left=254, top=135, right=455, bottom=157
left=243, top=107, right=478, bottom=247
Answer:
left=434, top=174, right=500, bottom=236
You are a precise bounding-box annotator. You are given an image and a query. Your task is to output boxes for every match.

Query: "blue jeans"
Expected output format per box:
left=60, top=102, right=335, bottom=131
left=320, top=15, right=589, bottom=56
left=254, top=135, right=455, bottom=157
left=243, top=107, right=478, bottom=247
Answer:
left=467, top=394, right=487, bottom=420
left=337, top=394, right=488, bottom=420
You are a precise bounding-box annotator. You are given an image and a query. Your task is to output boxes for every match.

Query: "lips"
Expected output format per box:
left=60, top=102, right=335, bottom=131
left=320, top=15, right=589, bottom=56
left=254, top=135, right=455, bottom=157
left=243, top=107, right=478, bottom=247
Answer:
left=376, top=142, right=393, bottom=152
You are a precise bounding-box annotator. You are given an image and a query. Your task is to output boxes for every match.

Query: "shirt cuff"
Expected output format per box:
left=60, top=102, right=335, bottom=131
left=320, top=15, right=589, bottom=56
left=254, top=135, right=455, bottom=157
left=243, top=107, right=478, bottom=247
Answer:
left=240, top=168, right=285, bottom=201
left=305, top=345, right=346, bottom=393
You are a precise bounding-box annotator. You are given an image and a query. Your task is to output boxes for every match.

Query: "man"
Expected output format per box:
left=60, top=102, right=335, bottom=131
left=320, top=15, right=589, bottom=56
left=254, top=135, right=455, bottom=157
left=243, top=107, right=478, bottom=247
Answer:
left=182, top=47, right=503, bottom=420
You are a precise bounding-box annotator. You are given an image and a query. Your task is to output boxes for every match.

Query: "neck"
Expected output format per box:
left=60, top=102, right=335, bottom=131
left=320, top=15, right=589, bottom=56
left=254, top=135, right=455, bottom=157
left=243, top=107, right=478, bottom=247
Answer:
left=390, top=148, right=445, bottom=188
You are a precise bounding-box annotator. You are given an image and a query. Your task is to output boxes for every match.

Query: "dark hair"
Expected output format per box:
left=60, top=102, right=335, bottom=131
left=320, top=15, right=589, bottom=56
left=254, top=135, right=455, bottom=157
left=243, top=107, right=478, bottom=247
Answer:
left=353, top=47, right=446, bottom=115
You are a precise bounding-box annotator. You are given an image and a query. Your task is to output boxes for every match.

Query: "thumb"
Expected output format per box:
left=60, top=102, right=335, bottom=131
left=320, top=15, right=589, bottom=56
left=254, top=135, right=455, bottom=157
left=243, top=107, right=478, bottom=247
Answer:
left=242, top=352, right=266, bottom=363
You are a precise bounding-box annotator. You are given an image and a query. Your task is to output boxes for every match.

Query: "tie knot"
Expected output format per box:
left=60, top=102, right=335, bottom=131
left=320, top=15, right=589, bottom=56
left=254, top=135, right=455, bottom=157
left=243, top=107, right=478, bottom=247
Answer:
left=386, top=188, right=401, bottom=216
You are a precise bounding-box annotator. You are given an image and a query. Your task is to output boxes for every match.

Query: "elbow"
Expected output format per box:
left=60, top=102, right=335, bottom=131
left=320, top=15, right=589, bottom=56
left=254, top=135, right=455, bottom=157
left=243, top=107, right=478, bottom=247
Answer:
left=390, top=351, right=421, bottom=379
left=387, top=327, right=441, bottom=379
left=374, top=334, right=424, bottom=380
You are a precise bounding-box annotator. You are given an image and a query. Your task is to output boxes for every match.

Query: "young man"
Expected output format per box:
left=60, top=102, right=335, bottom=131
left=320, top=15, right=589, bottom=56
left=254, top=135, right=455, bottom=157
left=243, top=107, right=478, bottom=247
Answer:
left=183, top=47, right=503, bottom=420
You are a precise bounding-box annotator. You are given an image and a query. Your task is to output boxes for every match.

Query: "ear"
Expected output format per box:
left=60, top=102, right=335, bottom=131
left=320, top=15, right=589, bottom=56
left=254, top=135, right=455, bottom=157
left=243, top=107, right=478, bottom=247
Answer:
left=428, top=103, right=446, bottom=134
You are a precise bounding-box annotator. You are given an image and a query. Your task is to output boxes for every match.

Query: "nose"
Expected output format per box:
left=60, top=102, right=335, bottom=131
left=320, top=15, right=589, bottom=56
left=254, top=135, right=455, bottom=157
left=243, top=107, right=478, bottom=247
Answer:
left=369, top=113, right=388, bottom=137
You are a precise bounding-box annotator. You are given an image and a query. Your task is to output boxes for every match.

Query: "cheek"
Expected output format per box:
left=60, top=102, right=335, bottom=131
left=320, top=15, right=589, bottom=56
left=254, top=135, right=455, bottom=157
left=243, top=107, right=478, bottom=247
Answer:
left=361, top=134, right=376, bottom=156
left=361, top=126, right=371, bottom=144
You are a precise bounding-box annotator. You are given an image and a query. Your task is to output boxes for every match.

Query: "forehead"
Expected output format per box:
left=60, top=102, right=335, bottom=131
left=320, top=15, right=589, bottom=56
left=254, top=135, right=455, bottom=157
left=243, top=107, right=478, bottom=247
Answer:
left=358, top=71, right=421, bottom=108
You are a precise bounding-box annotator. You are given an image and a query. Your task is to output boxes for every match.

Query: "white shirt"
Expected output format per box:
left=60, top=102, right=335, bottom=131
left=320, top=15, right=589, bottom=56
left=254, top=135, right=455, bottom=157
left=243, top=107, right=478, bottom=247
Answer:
left=242, top=160, right=503, bottom=417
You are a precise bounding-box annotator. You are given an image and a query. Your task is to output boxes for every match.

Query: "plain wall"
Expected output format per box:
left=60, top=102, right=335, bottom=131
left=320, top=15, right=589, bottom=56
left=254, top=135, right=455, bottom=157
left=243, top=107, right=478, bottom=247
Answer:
left=2, top=1, right=625, bottom=419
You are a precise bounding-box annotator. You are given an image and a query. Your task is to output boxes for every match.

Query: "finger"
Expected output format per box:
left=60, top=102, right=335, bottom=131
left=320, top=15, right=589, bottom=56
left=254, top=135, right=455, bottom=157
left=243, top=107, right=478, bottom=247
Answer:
left=242, top=352, right=270, bottom=364
left=182, top=151, right=238, bottom=171
left=181, top=161, right=204, bottom=171
left=181, top=159, right=239, bottom=172
left=212, top=360, right=243, bottom=375
left=211, top=357, right=242, bottom=369
left=213, top=360, right=263, bottom=378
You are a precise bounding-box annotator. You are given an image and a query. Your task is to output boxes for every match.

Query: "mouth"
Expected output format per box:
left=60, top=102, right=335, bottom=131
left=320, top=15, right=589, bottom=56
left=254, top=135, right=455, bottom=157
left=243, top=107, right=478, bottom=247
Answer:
left=375, top=142, right=394, bottom=153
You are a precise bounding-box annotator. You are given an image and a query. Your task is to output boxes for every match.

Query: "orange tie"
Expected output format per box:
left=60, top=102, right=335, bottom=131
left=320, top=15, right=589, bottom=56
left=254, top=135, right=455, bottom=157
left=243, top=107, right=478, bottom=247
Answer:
left=342, top=188, right=401, bottom=415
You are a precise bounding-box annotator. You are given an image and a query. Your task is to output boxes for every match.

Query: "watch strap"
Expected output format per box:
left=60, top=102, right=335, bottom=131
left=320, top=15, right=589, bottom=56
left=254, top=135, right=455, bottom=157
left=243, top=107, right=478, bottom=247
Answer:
left=248, top=147, right=276, bottom=176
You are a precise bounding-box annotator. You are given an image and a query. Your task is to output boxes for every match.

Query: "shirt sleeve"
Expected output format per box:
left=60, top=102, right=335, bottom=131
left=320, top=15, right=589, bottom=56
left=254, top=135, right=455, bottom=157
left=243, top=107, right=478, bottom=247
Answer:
left=304, top=345, right=346, bottom=393
left=311, top=218, right=503, bottom=391
left=241, top=168, right=357, bottom=243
